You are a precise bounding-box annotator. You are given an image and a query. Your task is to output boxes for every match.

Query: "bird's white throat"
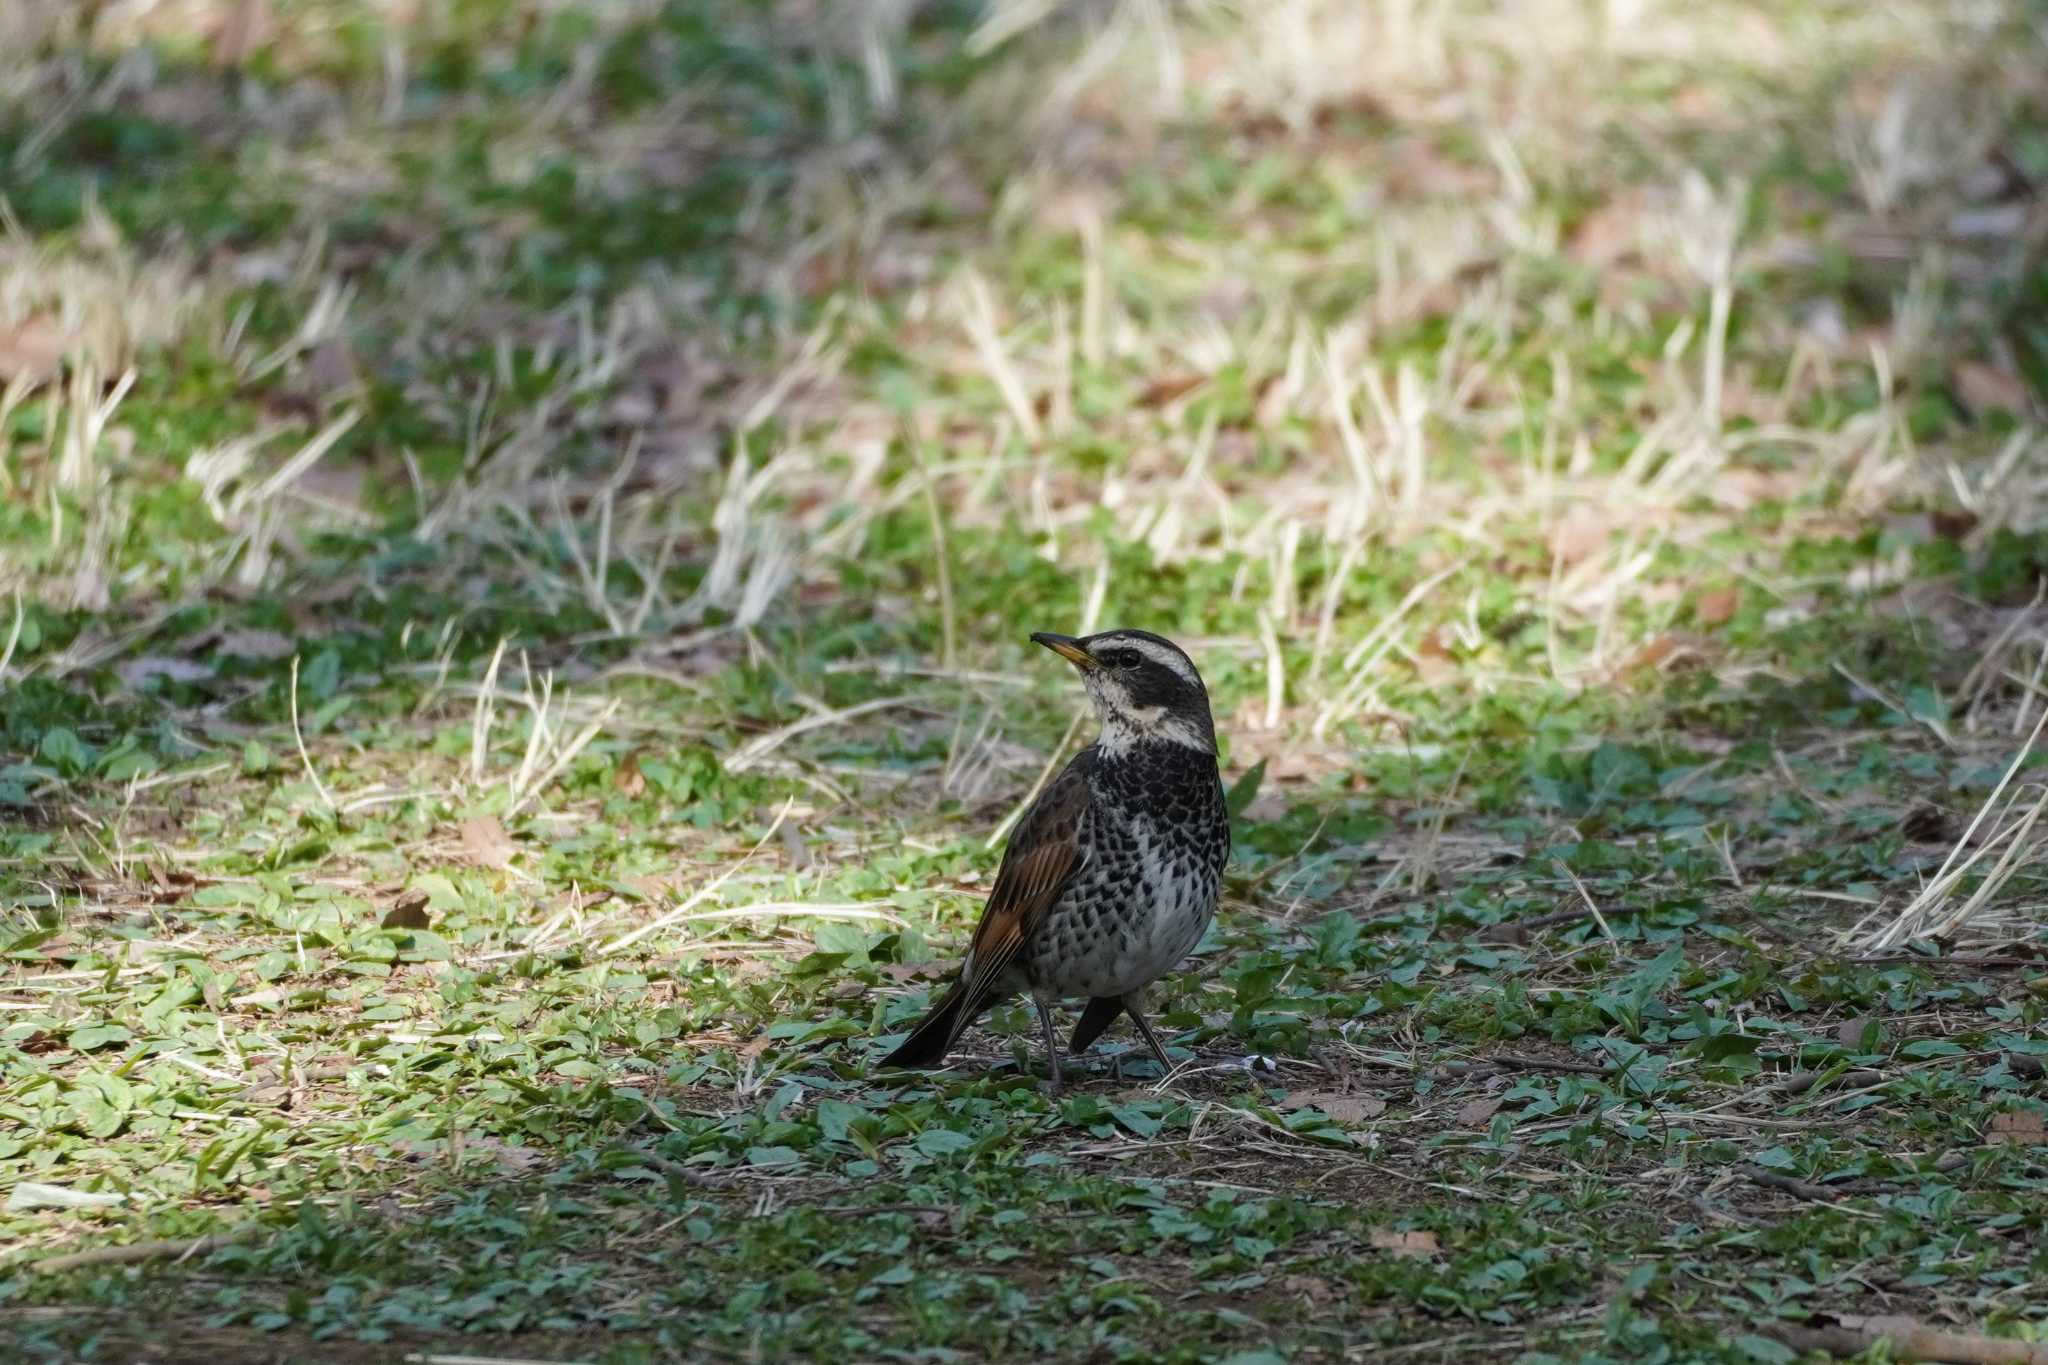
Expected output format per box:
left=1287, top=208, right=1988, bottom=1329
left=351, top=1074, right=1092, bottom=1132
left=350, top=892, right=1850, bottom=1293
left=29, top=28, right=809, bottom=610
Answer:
left=1096, top=704, right=1212, bottom=756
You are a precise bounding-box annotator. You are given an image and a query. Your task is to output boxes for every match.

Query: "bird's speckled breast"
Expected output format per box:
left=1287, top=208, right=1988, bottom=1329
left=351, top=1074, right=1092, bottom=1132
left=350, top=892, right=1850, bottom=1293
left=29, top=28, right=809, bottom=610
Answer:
left=1024, top=740, right=1229, bottom=999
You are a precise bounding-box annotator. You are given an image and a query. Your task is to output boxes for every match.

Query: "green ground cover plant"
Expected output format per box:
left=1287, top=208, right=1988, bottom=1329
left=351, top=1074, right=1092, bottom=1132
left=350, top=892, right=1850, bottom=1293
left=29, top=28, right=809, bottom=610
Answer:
left=2, top=0, right=2045, bottom=1360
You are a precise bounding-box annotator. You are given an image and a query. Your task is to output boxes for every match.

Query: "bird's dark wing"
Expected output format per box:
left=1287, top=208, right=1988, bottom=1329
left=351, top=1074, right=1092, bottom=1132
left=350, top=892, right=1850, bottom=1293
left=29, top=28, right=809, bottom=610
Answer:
left=941, top=750, right=1094, bottom=1046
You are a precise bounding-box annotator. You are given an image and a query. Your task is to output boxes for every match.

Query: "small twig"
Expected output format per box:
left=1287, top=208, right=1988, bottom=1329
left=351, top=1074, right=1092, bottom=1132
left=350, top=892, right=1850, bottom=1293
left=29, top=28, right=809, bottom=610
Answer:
left=1762, top=1313, right=2048, bottom=1364
left=815, top=1203, right=950, bottom=1217
left=1745, top=1151, right=1969, bottom=1201
left=1768, top=1067, right=1885, bottom=1096
left=1494, top=1051, right=1611, bottom=1076
left=33, top=1228, right=254, bottom=1274
left=405, top=1352, right=599, bottom=1365
left=1474, top=906, right=1595, bottom=944
left=622, top=1148, right=739, bottom=1189
left=1840, top=954, right=2045, bottom=970
left=1743, top=1167, right=1845, bottom=1202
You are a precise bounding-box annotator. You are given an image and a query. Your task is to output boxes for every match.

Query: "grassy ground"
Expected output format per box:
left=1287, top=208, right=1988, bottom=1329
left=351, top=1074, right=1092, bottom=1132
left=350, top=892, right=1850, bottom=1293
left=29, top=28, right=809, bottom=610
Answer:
left=3, top=0, right=2047, bottom=1360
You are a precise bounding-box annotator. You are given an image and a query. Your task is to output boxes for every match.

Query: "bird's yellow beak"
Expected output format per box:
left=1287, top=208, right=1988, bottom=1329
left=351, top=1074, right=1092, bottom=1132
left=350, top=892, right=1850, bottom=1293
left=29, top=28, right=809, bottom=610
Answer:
left=1030, top=632, right=1098, bottom=671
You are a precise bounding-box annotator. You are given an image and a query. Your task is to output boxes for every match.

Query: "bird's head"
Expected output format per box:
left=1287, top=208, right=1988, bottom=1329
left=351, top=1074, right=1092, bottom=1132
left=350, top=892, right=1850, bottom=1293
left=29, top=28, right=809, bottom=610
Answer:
left=1030, top=628, right=1216, bottom=755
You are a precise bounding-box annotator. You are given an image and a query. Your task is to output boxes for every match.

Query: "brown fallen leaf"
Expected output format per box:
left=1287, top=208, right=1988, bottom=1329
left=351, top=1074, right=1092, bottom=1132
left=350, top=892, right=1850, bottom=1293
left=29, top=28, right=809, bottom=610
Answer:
left=1279, top=1091, right=1387, bottom=1124
left=1369, top=1228, right=1440, bottom=1257
left=469, top=1135, right=545, bottom=1174
left=1136, top=373, right=1207, bottom=408
left=1546, top=511, right=1610, bottom=565
left=1457, top=1095, right=1504, bottom=1127
left=458, top=816, right=516, bottom=869
left=1953, top=361, right=2034, bottom=416
left=0, top=314, right=67, bottom=383
left=1566, top=193, right=1644, bottom=268
left=1985, top=1110, right=2047, bottom=1146
left=1278, top=1272, right=1337, bottom=1304
left=614, top=751, right=648, bottom=798
left=1695, top=587, right=1740, bottom=625
left=1625, top=635, right=1680, bottom=671
left=381, top=893, right=431, bottom=930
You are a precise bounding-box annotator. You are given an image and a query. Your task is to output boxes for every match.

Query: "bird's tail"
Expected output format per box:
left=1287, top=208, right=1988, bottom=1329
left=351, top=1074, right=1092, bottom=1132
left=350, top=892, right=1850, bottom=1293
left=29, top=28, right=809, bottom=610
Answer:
left=879, top=983, right=979, bottom=1069
left=1067, top=995, right=1125, bottom=1055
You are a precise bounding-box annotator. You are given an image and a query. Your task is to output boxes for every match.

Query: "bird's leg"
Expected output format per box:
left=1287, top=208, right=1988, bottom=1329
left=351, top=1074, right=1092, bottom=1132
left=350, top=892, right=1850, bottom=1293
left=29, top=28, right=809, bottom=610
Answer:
left=1032, top=996, right=1064, bottom=1095
left=1124, top=997, right=1177, bottom=1077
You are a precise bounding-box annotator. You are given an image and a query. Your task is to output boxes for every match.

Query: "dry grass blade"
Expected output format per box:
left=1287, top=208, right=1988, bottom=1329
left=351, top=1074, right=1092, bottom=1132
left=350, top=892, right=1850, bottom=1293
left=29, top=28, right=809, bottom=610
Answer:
left=289, top=654, right=336, bottom=814
left=598, top=799, right=794, bottom=955
left=956, top=268, right=1042, bottom=444
left=723, top=695, right=927, bottom=774
left=1858, top=705, right=2048, bottom=950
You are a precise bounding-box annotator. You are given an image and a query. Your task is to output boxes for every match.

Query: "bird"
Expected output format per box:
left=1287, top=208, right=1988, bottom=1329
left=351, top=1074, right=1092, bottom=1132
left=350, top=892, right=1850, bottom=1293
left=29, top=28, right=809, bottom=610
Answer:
left=878, top=628, right=1230, bottom=1092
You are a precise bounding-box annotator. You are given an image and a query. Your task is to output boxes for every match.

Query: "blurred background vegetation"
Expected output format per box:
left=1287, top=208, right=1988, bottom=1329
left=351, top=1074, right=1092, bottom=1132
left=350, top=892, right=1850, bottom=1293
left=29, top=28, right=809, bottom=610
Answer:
left=2, top=0, right=2046, bottom=1361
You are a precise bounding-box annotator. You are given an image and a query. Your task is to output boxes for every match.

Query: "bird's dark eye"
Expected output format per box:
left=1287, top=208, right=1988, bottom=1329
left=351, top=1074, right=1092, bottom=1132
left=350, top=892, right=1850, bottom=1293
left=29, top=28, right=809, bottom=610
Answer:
left=1105, top=649, right=1141, bottom=669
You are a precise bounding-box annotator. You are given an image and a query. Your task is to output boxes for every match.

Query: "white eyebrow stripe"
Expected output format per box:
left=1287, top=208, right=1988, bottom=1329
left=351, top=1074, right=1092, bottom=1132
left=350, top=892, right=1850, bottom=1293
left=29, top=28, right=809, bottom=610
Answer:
left=1112, top=637, right=1199, bottom=686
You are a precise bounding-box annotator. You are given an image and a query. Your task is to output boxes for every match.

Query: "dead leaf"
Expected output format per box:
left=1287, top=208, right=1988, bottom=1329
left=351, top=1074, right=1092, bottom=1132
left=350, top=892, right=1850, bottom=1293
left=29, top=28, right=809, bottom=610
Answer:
left=1985, top=1110, right=2047, bottom=1146
left=1546, top=511, right=1610, bottom=566
left=1625, top=635, right=1679, bottom=671
left=470, top=1135, right=545, bottom=1174
left=0, top=315, right=67, bottom=383
left=1456, top=1095, right=1503, bottom=1127
left=1567, top=193, right=1644, bottom=268
left=1278, top=1273, right=1337, bottom=1304
left=457, top=816, right=516, bottom=870
left=1279, top=1091, right=1387, bottom=1124
left=1953, top=361, right=2033, bottom=416
left=1695, top=587, right=1740, bottom=625
left=1369, top=1228, right=1440, bottom=1257
left=1835, top=1016, right=1874, bottom=1050
left=614, top=751, right=647, bottom=798
left=380, top=893, right=431, bottom=930
left=1136, top=373, right=1207, bottom=408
